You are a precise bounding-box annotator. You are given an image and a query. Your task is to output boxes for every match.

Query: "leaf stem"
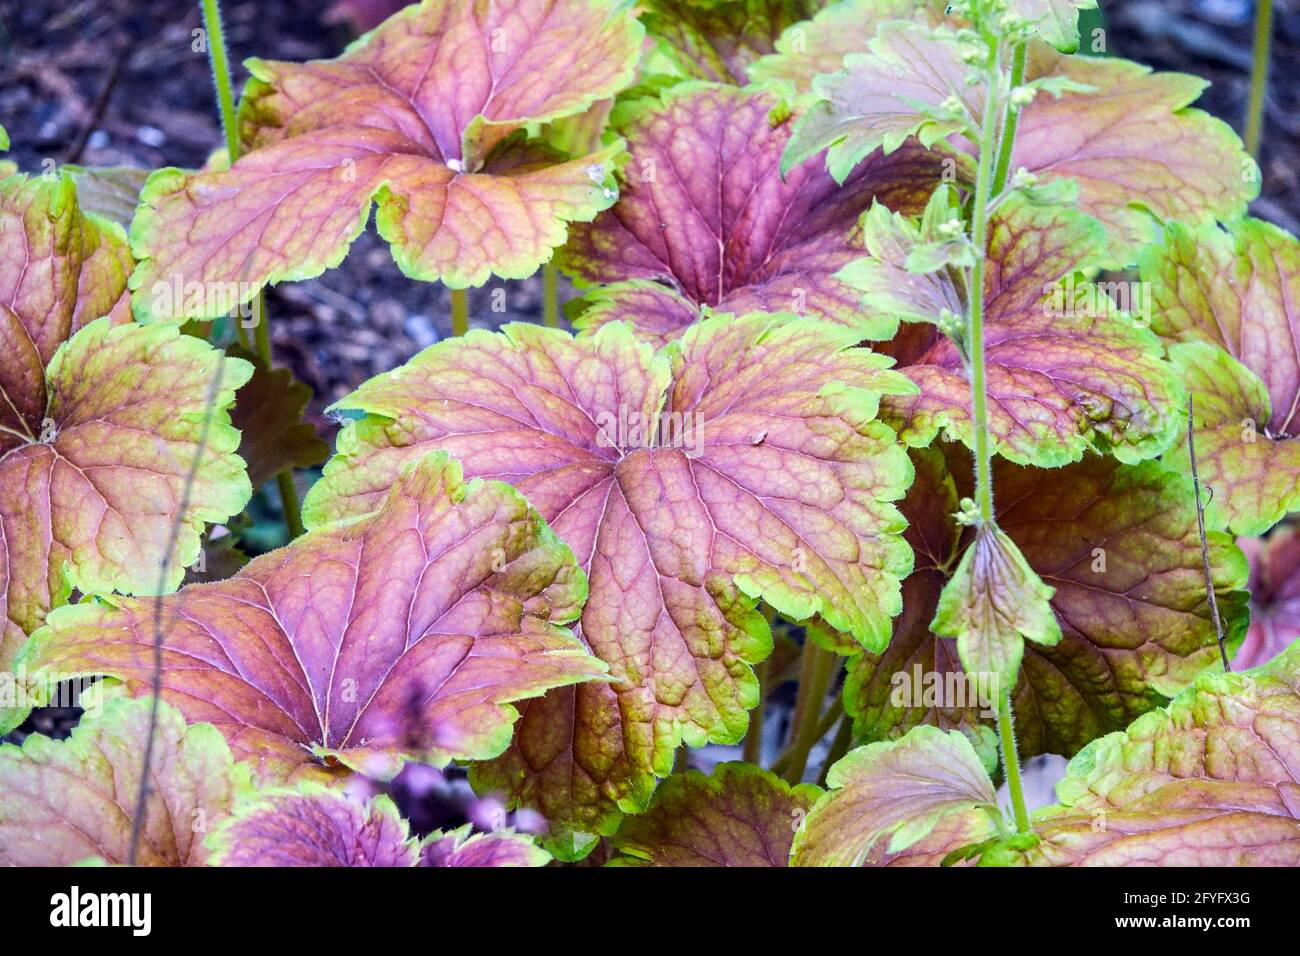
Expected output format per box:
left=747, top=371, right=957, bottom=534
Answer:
left=816, top=714, right=852, bottom=787
left=202, top=0, right=303, bottom=541
left=997, top=685, right=1030, bottom=834
left=990, top=42, right=1026, bottom=195
left=781, top=643, right=838, bottom=784
left=1244, top=0, right=1274, bottom=158
left=451, top=288, right=470, bottom=336
left=1187, top=392, right=1230, bottom=671
left=542, top=265, right=560, bottom=327
left=200, top=0, right=240, bottom=162
left=970, top=23, right=1031, bottom=831
left=968, top=42, right=1003, bottom=524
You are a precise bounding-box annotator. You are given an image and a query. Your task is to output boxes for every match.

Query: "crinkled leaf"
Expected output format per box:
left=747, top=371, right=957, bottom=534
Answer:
left=848, top=194, right=1183, bottom=467
left=0, top=697, right=244, bottom=866
left=0, top=174, right=251, bottom=733
left=781, top=23, right=970, bottom=183
left=641, top=0, right=820, bottom=84
left=790, top=725, right=998, bottom=866
left=845, top=447, right=1250, bottom=759
left=608, top=762, right=819, bottom=866
left=302, top=314, right=916, bottom=855
left=65, top=165, right=151, bottom=228
left=208, top=786, right=417, bottom=866
left=933, top=522, right=1061, bottom=689
left=785, top=36, right=1253, bottom=262
left=985, top=644, right=1300, bottom=865
left=19, top=452, right=605, bottom=782
left=567, top=280, right=706, bottom=351
left=1142, top=219, right=1300, bottom=535
left=129, top=0, right=643, bottom=321
left=1014, top=44, right=1255, bottom=263
left=420, top=823, right=551, bottom=867
left=227, top=345, right=329, bottom=490
left=560, top=82, right=945, bottom=339
left=1234, top=528, right=1300, bottom=670
left=749, top=0, right=953, bottom=100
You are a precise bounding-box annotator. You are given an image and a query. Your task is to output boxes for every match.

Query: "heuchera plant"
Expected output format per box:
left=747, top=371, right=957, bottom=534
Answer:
left=1, top=0, right=1297, bottom=868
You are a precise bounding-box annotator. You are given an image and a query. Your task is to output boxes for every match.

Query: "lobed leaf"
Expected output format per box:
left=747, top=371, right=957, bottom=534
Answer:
left=780, top=23, right=970, bottom=183
left=1, top=173, right=252, bottom=732
left=984, top=644, right=1300, bottom=865
left=0, top=697, right=245, bottom=866
left=845, top=447, right=1250, bottom=760
left=782, top=34, right=1254, bottom=262
left=608, top=762, right=820, bottom=866
left=208, top=786, right=416, bottom=866
left=848, top=194, right=1183, bottom=468
left=932, top=522, right=1061, bottom=690
left=302, top=314, right=916, bottom=856
left=560, top=82, right=945, bottom=340
left=1141, top=219, right=1300, bottom=535
left=19, top=452, right=606, bottom=782
left=1010, top=0, right=1098, bottom=52
left=128, top=0, right=643, bottom=321
left=207, top=785, right=551, bottom=866
left=790, top=725, right=998, bottom=866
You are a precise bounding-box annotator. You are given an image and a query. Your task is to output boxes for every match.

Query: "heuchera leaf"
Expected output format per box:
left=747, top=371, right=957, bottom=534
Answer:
left=845, top=193, right=1183, bottom=467
left=1, top=173, right=252, bottom=733
left=844, top=447, right=1250, bottom=759
left=227, top=345, right=330, bottom=491
left=128, top=0, right=643, bottom=321
left=18, top=452, right=606, bottom=782
left=1234, top=528, right=1300, bottom=670
left=932, top=522, right=1061, bottom=690
left=783, top=34, right=1254, bottom=262
left=560, top=83, right=945, bottom=339
left=1141, top=219, right=1300, bottom=535
left=983, top=643, right=1300, bottom=865
left=780, top=23, right=971, bottom=184
left=301, top=314, right=916, bottom=855
left=0, top=697, right=245, bottom=866
left=208, top=785, right=551, bottom=866
left=790, top=725, right=998, bottom=866
left=749, top=0, right=954, bottom=101
left=608, top=762, right=820, bottom=866
left=419, top=824, right=551, bottom=867
left=1012, top=43, right=1256, bottom=263
left=208, top=787, right=418, bottom=866
left=641, top=0, right=820, bottom=84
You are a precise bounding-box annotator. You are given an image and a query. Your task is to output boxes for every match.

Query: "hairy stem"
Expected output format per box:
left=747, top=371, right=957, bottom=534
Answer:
left=968, top=43, right=1002, bottom=524
left=971, top=28, right=1031, bottom=828
left=782, top=644, right=838, bottom=784
left=990, top=42, right=1026, bottom=195
left=1245, top=0, right=1274, bottom=157
left=997, top=685, right=1030, bottom=834
left=251, top=298, right=304, bottom=538
left=201, top=0, right=239, bottom=162
left=1187, top=393, right=1230, bottom=671
left=451, top=288, right=470, bottom=336
left=542, top=265, right=560, bottom=327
